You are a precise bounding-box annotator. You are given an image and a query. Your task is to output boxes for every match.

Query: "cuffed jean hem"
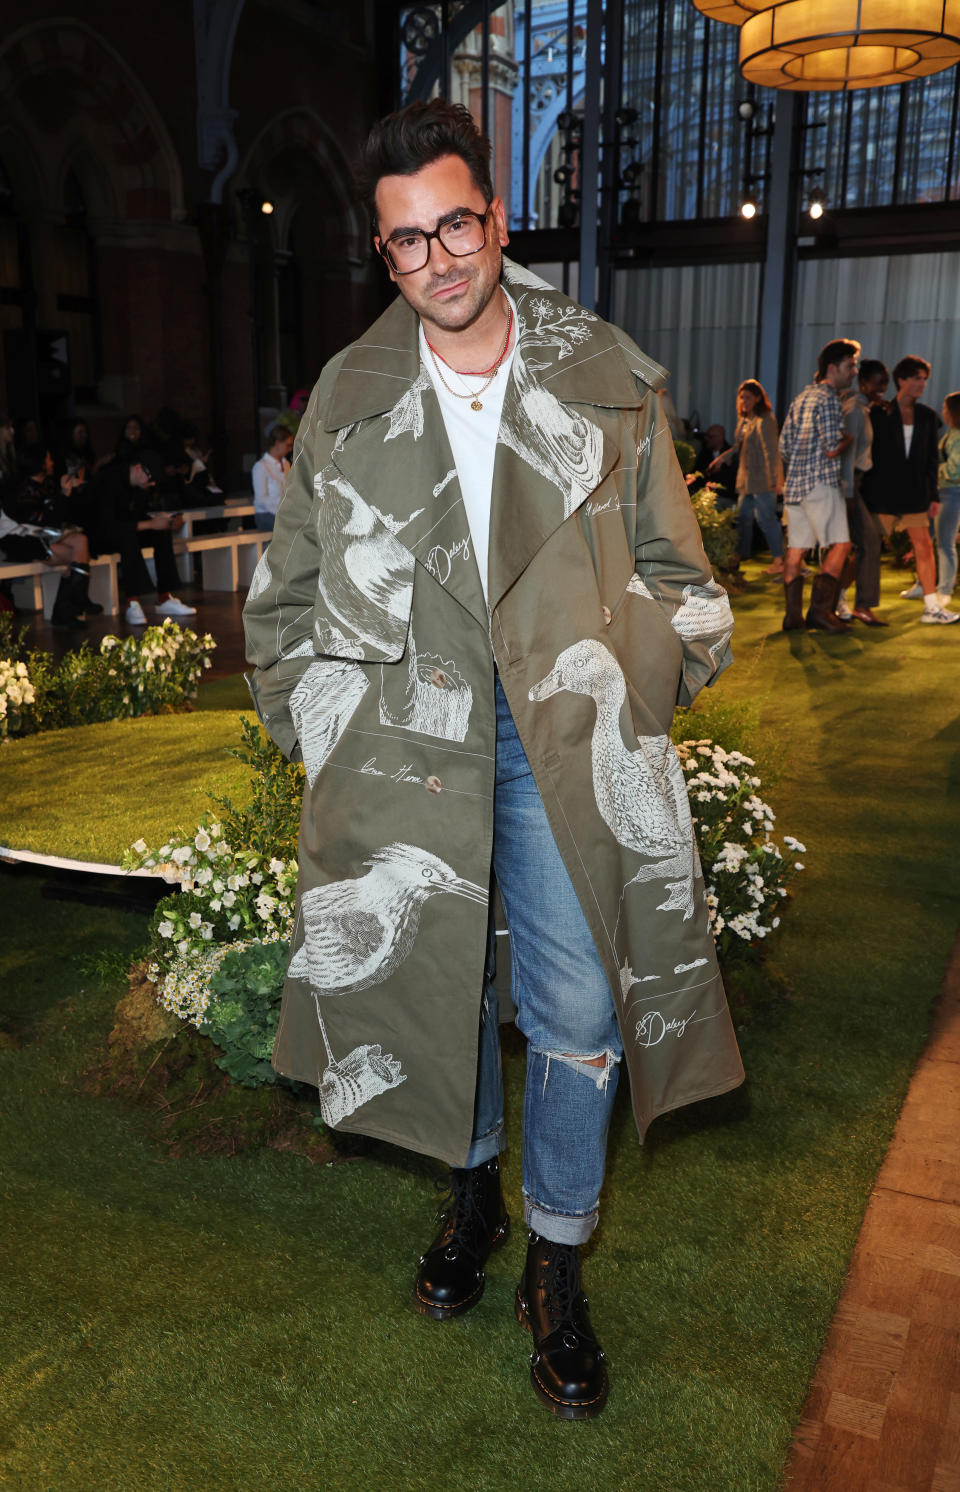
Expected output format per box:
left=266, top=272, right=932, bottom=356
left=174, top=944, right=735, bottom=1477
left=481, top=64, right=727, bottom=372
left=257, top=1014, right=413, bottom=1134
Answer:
left=524, top=1194, right=599, bottom=1246
left=463, top=1120, right=506, bottom=1169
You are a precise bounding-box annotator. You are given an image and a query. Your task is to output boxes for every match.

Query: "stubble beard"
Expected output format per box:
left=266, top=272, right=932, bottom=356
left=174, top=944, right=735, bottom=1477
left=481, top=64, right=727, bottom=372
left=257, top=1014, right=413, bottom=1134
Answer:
left=410, top=251, right=502, bottom=338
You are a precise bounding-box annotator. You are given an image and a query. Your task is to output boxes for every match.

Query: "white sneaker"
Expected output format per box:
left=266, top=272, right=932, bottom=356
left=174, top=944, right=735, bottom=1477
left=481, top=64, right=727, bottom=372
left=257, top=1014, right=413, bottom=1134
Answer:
left=921, top=603, right=960, bottom=624
left=900, top=581, right=923, bottom=599
left=125, top=599, right=147, bottom=626
left=937, top=593, right=954, bottom=609
left=155, top=595, right=197, bottom=617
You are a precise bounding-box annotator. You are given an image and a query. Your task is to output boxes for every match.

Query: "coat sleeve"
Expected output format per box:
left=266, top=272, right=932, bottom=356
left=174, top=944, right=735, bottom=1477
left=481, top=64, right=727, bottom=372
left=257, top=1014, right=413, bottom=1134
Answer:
left=241, top=369, right=339, bottom=760
left=630, top=378, right=734, bottom=708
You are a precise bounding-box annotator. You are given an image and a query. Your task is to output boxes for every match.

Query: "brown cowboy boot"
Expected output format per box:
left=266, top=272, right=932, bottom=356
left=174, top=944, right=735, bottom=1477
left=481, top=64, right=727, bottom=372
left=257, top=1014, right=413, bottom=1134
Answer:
left=805, top=572, right=852, bottom=632
left=782, top=575, right=805, bottom=631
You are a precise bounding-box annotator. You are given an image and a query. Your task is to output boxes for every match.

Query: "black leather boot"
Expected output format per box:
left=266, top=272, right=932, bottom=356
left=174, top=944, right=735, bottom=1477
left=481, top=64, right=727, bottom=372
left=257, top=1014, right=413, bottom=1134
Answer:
left=782, top=575, right=805, bottom=631
left=806, top=572, right=851, bottom=632
left=69, top=564, right=103, bottom=617
left=414, top=1157, right=509, bottom=1320
left=515, top=1230, right=608, bottom=1419
left=51, top=576, right=87, bottom=629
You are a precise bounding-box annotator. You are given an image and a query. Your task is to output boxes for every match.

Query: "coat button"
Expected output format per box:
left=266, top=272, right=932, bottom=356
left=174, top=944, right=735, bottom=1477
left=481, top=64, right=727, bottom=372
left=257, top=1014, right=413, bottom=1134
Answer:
left=425, top=775, right=443, bottom=794
left=429, top=668, right=446, bottom=687
left=601, top=605, right=612, bottom=625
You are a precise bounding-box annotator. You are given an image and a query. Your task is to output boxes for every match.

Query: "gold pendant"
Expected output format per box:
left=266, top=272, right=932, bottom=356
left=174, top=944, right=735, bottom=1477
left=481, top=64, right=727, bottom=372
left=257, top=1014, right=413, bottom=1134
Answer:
left=471, top=398, right=483, bottom=411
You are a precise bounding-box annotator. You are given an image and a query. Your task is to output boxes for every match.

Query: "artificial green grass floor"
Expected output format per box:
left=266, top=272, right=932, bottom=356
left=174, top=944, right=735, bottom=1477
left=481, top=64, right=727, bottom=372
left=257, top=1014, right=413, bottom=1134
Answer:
left=2, top=558, right=958, bottom=1490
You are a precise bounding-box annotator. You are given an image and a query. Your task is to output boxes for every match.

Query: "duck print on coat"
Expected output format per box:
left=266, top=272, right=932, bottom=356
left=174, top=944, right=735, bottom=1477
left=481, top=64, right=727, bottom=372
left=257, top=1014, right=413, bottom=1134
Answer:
left=314, top=463, right=417, bottom=657
left=288, top=842, right=488, bottom=995
left=289, top=658, right=370, bottom=786
left=378, top=629, right=473, bottom=742
left=498, top=298, right=605, bottom=521
left=312, top=993, right=406, bottom=1127
left=529, top=639, right=698, bottom=919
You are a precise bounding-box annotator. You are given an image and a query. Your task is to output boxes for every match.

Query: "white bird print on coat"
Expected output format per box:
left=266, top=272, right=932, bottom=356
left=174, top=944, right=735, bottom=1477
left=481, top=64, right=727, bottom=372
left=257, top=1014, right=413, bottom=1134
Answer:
left=529, top=638, right=698, bottom=918
left=314, top=464, right=417, bottom=657
left=288, top=842, right=488, bottom=996
left=290, top=659, right=370, bottom=785
left=627, top=574, right=733, bottom=661
left=498, top=345, right=605, bottom=521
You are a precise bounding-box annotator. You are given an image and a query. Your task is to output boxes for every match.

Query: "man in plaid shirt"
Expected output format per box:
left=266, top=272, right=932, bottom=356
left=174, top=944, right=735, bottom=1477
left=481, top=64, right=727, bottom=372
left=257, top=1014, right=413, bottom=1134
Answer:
left=779, top=339, right=859, bottom=631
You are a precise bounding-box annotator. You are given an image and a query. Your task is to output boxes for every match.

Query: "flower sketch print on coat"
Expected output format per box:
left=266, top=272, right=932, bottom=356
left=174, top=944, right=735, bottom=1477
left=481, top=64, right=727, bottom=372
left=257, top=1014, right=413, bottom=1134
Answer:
left=243, top=259, right=743, bottom=1167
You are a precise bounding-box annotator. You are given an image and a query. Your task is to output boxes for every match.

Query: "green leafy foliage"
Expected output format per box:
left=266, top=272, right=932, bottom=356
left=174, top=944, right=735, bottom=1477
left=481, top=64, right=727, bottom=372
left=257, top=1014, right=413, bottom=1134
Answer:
left=199, top=938, right=290, bottom=1087
left=209, top=715, right=304, bottom=862
left=687, top=479, right=739, bottom=571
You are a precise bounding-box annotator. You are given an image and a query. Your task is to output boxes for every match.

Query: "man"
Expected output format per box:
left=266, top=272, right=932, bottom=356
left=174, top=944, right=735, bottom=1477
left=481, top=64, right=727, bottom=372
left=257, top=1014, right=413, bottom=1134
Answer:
left=778, top=340, right=859, bottom=632
left=243, top=100, right=743, bottom=1420
left=694, top=424, right=737, bottom=509
left=837, top=359, right=889, bottom=626
left=862, top=355, right=958, bottom=625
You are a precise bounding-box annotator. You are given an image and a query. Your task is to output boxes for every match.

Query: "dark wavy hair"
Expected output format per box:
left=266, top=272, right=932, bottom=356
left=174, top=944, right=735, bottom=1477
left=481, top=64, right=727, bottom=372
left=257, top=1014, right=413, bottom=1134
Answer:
left=816, top=339, right=861, bottom=381
left=357, top=99, right=493, bottom=229
left=893, top=354, right=931, bottom=387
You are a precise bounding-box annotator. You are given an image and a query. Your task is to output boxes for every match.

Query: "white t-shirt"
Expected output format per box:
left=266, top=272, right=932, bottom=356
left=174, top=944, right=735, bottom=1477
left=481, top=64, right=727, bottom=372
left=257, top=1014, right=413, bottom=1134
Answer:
left=903, top=423, right=914, bottom=458
left=419, top=291, right=517, bottom=604
left=251, top=452, right=290, bottom=517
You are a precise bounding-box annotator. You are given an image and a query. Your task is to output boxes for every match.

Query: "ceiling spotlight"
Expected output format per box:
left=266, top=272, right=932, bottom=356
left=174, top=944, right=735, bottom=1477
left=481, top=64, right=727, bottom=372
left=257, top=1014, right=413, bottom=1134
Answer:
left=737, top=99, right=755, bottom=120
left=260, top=199, right=275, bottom=215
left=808, top=187, right=826, bottom=220
left=740, top=197, right=758, bottom=219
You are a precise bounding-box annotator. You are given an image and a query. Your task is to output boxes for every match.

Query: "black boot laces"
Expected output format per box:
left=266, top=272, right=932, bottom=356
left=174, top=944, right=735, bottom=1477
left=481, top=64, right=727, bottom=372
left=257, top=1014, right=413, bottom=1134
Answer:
left=538, top=1243, right=583, bottom=1333
left=433, top=1168, right=491, bottom=1259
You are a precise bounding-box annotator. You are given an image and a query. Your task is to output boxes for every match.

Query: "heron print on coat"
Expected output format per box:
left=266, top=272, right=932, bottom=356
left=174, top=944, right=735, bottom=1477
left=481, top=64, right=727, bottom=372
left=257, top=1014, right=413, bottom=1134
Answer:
left=288, top=842, right=488, bottom=995
left=529, top=638, right=699, bottom=919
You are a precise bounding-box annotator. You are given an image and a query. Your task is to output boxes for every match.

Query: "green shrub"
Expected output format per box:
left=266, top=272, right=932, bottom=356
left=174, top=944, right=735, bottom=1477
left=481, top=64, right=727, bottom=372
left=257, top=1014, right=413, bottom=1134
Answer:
left=200, top=938, right=290, bottom=1086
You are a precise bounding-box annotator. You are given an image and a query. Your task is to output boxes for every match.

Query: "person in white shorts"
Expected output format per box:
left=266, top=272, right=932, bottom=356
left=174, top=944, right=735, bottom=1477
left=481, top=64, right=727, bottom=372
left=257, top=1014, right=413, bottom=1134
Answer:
left=778, top=340, right=859, bottom=632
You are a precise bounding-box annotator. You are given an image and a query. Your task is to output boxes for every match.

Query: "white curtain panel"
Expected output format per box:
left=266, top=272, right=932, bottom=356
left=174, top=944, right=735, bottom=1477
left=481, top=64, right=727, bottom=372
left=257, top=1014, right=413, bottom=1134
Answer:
left=791, top=252, right=960, bottom=410
left=613, top=260, right=761, bottom=435
left=613, top=251, right=960, bottom=435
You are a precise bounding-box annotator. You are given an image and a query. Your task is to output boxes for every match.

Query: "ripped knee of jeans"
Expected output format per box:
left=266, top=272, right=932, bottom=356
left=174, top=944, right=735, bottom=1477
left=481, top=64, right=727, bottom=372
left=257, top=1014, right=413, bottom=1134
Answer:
left=535, top=1047, right=620, bottom=1095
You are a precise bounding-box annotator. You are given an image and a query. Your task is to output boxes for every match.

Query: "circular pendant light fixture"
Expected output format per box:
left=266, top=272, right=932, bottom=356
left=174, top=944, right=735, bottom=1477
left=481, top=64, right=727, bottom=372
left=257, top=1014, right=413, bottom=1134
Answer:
left=690, top=0, right=960, bottom=89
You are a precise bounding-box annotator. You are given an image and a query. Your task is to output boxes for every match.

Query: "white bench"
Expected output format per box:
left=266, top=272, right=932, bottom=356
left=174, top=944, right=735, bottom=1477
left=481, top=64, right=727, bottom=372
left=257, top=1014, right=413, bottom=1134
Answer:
left=1, top=553, right=121, bottom=617
left=142, top=528, right=270, bottom=592
left=173, top=503, right=257, bottom=584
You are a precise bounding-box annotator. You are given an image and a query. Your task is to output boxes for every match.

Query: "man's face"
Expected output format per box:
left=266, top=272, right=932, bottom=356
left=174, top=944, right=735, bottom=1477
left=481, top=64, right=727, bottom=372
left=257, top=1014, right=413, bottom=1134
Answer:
left=898, top=370, right=928, bottom=400
left=374, top=154, right=509, bottom=336
left=832, top=355, right=858, bottom=390
left=862, top=371, right=888, bottom=403
left=705, top=425, right=726, bottom=451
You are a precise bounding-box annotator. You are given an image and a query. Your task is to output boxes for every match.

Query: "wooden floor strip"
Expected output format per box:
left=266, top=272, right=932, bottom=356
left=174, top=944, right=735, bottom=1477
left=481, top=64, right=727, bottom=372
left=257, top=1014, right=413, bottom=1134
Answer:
left=783, top=930, right=960, bottom=1491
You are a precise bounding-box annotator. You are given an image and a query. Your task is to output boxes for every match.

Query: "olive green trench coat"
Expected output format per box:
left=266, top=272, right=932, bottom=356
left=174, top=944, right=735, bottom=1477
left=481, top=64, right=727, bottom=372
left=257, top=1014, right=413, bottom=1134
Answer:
left=242, top=260, right=744, bottom=1166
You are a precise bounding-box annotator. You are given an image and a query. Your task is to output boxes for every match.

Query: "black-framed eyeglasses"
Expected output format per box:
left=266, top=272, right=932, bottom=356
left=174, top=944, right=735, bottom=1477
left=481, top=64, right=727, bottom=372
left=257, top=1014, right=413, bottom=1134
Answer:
left=377, top=205, right=492, bottom=275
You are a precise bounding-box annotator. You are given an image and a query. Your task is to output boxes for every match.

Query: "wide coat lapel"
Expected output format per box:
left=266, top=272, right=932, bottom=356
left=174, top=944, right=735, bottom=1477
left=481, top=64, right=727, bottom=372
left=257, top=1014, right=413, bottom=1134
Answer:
left=487, top=265, right=653, bottom=611
left=322, top=296, right=488, bottom=633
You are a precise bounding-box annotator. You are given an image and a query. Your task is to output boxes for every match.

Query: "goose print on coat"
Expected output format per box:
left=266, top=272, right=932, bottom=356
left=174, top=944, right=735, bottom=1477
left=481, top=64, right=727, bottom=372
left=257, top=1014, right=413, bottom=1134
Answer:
left=313, top=464, right=416, bottom=657
left=529, top=638, right=698, bottom=918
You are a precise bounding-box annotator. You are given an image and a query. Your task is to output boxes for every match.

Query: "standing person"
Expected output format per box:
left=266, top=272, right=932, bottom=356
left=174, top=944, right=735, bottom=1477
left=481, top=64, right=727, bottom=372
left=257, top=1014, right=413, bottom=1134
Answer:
left=837, top=359, right=889, bottom=626
left=862, top=355, right=957, bottom=625
left=935, top=391, right=960, bottom=607
left=778, top=340, right=858, bottom=632
left=708, top=379, right=784, bottom=574
left=243, top=99, right=743, bottom=1421
left=250, top=425, right=294, bottom=531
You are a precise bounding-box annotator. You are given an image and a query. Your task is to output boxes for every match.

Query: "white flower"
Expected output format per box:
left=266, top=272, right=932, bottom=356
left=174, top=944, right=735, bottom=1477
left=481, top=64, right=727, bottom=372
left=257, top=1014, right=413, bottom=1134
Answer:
left=783, top=836, right=806, bottom=853
left=189, top=911, right=203, bottom=929
left=158, top=920, right=175, bottom=938
left=177, top=939, right=189, bottom=954
left=195, top=866, right=213, bottom=886
left=251, top=872, right=263, bottom=885
left=269, top=858, right=284, bottom=876
left=209, top=898, right=222, bottom=912
left=201, top=923, right=213, bottom=941
left=172, top=845, right=194, bottom=865
left=195, top=830, right=211, bottom=852
left=222, top=890, right=236, bottom=907
left=794, top=861, right=804, bottom=871
left=132, top=838, right=148, bottom=854
left=212, top=878, right=225, bottom=894
left=209, top=822, right=222, bottom=838
left=228, top=914, right=241, bottom=931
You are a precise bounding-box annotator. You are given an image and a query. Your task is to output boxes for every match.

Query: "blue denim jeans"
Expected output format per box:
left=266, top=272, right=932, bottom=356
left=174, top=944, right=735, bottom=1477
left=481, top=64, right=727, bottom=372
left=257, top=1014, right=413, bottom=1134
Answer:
left=465, top=676, right=622, bottom=1245
left=936, top=487, right=960, bottom=595
left=737, top=490, right=783, bottom=560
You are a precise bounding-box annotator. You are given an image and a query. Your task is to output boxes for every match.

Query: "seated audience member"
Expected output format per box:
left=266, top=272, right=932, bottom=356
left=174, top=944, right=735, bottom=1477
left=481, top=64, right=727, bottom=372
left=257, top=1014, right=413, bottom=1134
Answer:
left=936, top=391, right=960, bottom=607
left=57, top=419, right=96, bottom=488
left=182, top=421, right=223, bottom=496
left=708, top=379, right=784, bottom=574
left=862, top=354, right=957, bottom=624
left=91, top=450, right=196, bottom=626
left=695, top=424, right=737, bottom=508
left=0, top=448, right=101, bottom=627
left=251, top=425, right=293, bottom=532
left=114, top=414, right=145, bottom=465
left=837, top=359, right=889, bottom=625
left=0, top=412, right=16, bottom=496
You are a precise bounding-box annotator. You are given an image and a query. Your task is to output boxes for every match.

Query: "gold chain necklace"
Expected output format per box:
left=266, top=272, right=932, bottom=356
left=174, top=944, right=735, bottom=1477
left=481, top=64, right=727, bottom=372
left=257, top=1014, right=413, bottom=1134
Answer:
left=426, top=302, right=512, bottom=412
